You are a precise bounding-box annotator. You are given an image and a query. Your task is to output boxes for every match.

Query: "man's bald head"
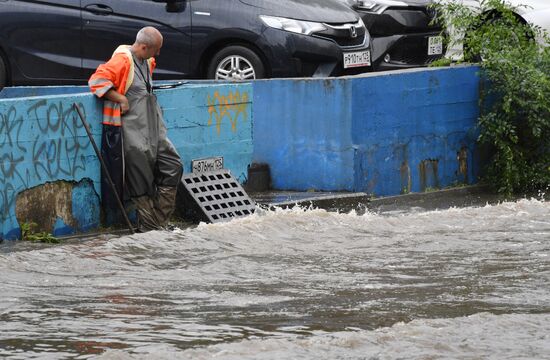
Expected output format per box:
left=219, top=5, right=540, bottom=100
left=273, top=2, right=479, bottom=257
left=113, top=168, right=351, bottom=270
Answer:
left=132, top=26, right=163, bottom=60
left=136, top=27, right=163, bottom=47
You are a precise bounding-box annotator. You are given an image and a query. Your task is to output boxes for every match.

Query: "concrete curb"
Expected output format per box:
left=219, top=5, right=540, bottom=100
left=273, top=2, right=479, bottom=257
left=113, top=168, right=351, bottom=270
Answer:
left=251, top=184, right=504, bottom=214
left=251, top=191, right=370, bottom=213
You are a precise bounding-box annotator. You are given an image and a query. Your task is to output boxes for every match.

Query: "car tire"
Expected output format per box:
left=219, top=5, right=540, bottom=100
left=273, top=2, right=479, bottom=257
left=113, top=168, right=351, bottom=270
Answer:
left=207, top=45, right=265, bottom=80
left=0, top=56, right=7, bottom=90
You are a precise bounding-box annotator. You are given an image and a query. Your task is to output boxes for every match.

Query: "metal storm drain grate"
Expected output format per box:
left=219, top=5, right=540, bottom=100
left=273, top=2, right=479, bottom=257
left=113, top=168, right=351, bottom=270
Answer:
left=179, top=169, right=256, bottom=223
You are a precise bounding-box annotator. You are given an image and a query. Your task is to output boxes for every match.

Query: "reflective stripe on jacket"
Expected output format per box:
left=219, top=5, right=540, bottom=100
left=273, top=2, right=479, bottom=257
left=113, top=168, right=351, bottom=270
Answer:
left=88, top=45, right=156, bottom=126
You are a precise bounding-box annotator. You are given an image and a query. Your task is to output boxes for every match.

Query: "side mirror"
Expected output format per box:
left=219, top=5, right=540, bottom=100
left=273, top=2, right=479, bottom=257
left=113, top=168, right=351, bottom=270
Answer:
left=166, top=1, right=186, bottom=13
left=152, top=0, right=186, bottom=13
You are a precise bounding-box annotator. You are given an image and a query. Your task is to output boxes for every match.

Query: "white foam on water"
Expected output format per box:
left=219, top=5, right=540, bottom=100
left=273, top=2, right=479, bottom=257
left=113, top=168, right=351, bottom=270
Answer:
left=0, top=199, right=549, bottom=358
left=93, top=312, right=550, bottom=360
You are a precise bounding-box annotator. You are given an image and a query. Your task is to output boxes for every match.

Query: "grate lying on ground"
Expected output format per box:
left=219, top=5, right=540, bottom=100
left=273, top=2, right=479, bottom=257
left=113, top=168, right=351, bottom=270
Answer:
left=179, top=169, right=256, bottom=223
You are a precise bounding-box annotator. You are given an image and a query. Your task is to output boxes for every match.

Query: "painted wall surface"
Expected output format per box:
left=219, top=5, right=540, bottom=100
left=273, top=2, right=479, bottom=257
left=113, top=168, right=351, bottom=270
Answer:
left=0, top=86, right=89, bottom=99
left=156, top=83, right=253, bottom=182
left=0, top=83, right=253, bottom=240
left=351, top=67, right=480, bottom=196
left=253, top=66, right=480, bottom=195
left=0, top=94, right=103, bottom=240
left=2, top=66, right=479, bottom=239
left=253, top=79, right=355, bottom=191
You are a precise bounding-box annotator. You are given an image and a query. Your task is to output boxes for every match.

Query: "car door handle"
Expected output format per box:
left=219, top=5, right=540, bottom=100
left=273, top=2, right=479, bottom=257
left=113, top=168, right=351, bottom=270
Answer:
left=84, top=4, right=114, bottom=16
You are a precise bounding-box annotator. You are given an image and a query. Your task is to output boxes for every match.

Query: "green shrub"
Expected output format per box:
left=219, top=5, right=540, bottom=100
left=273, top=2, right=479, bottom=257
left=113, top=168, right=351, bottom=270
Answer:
left=20, top=222, right=59, bottom=243
left=435, top=0, right=550, bottom=195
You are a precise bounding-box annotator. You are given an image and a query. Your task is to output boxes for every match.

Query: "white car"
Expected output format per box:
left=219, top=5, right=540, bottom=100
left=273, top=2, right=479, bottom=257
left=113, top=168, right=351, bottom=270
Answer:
left=443, top=0, right=550, bottom=58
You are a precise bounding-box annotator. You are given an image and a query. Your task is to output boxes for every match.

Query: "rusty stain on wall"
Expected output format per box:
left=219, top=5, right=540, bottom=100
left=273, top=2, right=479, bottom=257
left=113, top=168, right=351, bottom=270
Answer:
left=15, top=181, right=78, bottom=234
left=207, top=90, right=249, bottom=134
left=457, top=147, right=468, bottom=183
left=400, top=160, right=411, bottom=194
left=419, top=159, right=440, bottom=192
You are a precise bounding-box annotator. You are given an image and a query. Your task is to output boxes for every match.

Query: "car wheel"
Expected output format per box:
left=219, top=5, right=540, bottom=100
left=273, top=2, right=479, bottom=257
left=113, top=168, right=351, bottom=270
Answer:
left=0, top=57, right=7, bottom=89
left=207, top=45, right=265, bottom=80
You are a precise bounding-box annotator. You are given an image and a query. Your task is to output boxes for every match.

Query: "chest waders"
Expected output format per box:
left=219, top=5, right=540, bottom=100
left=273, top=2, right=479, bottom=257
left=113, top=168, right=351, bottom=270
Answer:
left=102, top=56, right=183, bottom=231
left=124, top=93, right=182, bottom=231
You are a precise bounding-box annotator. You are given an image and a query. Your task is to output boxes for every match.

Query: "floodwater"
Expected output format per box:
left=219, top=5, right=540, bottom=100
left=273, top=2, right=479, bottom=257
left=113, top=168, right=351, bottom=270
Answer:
left=0, top=199, right=549, bottom=359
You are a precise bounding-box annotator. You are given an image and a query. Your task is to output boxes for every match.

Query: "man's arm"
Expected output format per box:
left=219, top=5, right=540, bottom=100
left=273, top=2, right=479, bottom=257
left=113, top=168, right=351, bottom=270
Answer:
left=89, top=54, right=130, bottom=113
left=104, top=89, right=129, bottom=114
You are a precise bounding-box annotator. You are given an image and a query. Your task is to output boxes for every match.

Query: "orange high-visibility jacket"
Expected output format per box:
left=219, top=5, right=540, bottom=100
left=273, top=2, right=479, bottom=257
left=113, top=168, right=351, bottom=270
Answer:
left=89, top=45, right=156, bottom=126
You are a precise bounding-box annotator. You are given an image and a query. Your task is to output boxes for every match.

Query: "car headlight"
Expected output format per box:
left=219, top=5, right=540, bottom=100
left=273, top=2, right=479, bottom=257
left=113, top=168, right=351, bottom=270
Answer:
left=357, top=16, right=366, bottom=30
left=259, top=15, right=327, bottom=36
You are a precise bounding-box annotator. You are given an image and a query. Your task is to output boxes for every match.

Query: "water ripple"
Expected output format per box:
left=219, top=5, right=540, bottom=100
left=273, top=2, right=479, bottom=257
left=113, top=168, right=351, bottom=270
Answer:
left=0, top=199, right=548, bottom=358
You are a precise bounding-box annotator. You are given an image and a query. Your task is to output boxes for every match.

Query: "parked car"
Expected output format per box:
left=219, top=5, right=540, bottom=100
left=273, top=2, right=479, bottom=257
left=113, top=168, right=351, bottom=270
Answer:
left=342, top=0, right=446, bottom=71
left=441, top=0, right=550, bottom=59
left=0, top=0, right=372, bottom=89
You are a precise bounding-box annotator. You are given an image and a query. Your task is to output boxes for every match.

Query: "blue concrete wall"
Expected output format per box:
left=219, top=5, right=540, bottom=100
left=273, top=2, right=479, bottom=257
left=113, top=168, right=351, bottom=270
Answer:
left=0, top=94, right=102, bottom=239
left=156, top=83, right=253, bottom=182
left=351, top=67, right=480, bottom=196
left=2, top=66, right=480, bottom=239
left=253, top=66, right=480, bottom=195
left=0, top=86, right=89, bottom=99
left=0, top=83, right=253, bottom=240
left=253, top=79, right=355, bottom=191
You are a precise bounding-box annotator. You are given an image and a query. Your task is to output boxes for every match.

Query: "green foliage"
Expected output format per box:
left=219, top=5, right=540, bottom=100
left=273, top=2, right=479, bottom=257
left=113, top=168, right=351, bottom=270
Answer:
left=434, top=0, right=550, bottom=195
left=20, top=222, right=59, bottom=243
left=429, top=56, right=453, bottom=67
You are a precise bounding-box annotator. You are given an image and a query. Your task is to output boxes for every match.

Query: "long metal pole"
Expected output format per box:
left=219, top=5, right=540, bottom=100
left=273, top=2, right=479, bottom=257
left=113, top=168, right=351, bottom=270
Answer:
left=73, top=103, right=135, bottom=234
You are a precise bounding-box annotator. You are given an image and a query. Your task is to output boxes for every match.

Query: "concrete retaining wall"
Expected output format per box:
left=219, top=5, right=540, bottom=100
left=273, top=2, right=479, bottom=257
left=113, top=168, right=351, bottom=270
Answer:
left=0, top=94, right=102, bottom=239
left=0, top=86, right=89, bottom=99
left=1, top=66, right=480, bottom=240
left=156, top=84, right=253, bottom=180
left=253, top=66, right=480, bottom=195
left=0, top=84, right=253, bottom=240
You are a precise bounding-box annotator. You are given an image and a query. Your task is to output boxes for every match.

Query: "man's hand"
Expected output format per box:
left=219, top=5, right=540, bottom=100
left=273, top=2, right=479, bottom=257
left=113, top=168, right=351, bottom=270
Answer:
left=105, top=89, right=130, bottom=115
left=120, top=97, right=130, bottom=114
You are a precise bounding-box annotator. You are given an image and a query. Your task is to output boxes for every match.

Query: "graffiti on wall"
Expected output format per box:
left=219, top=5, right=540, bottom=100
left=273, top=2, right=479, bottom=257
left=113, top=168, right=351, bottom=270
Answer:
left=0, top=99, right=91, bottom=224
left=207, top=90, right=249, bottom=134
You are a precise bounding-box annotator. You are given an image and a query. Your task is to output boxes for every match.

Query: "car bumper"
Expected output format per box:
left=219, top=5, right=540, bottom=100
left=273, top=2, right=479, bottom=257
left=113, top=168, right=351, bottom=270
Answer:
left=356, top=6, right=445, bottom=70
left=256, top=28, right=372, bottom=78
left=371, top=32, right=445, bottom=71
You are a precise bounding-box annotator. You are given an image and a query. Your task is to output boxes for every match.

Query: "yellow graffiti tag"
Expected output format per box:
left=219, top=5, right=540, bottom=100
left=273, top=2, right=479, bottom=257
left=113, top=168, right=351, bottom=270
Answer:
left=207, top=90, right=249, bottom=134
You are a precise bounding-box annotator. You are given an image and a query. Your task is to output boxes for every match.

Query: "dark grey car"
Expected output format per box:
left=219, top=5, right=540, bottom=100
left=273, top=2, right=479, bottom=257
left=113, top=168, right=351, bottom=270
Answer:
left=0, top=0, right=372, bottom=88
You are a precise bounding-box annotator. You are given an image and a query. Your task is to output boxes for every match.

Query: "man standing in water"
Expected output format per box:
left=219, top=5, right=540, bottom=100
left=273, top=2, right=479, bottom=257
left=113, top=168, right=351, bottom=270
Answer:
left=89, top=26, right=183, bottom=232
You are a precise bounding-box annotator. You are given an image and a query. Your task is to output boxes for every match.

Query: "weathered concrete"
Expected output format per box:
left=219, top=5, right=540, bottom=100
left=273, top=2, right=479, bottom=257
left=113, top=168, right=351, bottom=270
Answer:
left=251, top=191, right=369, bottom=213
left=16, top=179, right=100, bottom=237
left=0, top=83, right=253, bottom=240
left=251, top=184, right=505, bottom=215
left=365, top=184, right=505, bottom=213
left=253, top=66, right=481, bottom=196
left=1, top=66, right=483, bottom=240
left=0, top=94, right=102, bottom=239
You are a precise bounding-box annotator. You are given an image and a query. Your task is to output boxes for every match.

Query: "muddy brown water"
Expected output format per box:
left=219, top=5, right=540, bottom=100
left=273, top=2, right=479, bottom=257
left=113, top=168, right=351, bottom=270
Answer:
left=0, top=199, right=549, bottom=359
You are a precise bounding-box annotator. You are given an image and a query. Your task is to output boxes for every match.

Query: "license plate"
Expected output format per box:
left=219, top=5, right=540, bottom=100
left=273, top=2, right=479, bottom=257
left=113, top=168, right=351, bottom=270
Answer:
left=343, top=50, right=371, bottom=68
left=192, top=156, right=224, bottom=174
left=428, top=36, right=443, bottom=55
